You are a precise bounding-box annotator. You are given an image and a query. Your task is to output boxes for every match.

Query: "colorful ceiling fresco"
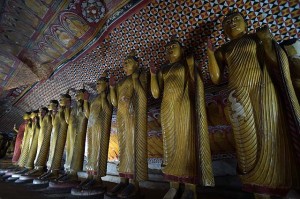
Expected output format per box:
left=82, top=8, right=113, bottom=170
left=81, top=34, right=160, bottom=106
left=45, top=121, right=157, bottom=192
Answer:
left=0, top=0, right=130, bottom=91
left=0, top=0, right=299, bottom=155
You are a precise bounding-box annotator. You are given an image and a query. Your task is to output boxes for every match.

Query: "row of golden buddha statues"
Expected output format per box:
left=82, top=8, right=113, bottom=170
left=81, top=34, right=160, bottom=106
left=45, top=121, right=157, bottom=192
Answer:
left=1, top=12, right=300, bottom=199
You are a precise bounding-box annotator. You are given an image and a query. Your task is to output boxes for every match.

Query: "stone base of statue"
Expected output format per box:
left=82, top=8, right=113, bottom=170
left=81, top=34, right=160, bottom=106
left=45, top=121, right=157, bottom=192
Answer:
left=0, top=166, right=19, bottom=175
left=71, top=179, right=106, bottom=196
left=105, top=182, right=141, bottom=199
left=6, top=176, right=19, bottom=182
left=19, top=169, right=45, bottom=180
left=11, top=168, right=29, bottom=178
left=15, top=178, right=33, bottom=184
left=1, top=174, right=12, bottom=180
left=33, top=171, right=58, bottom=184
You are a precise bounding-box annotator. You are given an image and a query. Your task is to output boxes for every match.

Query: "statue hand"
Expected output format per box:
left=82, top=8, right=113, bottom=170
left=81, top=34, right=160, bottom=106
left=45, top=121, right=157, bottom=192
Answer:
left=256, top=25, right=272, bottom=41
left=109, top=75, right=116, bottom=87
left=150, top=61, right=157, bottom=75
left=132, top=71, right=139, bottom=80
left=83, top=91, right=90, bottom=101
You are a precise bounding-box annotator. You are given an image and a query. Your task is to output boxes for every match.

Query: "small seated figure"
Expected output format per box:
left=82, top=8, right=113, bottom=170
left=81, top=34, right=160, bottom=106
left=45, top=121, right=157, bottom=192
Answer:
left=207, top=11, right=300, bottom=198
left=21, top=102, right=57, bottom=179
left=49, top=88, right=88, bottom=188
left=35, top=91, right=71, bottom=184
left=150, top=37, right=214, bottom=199
left=106, top=51, right=148, bottom=199
left=71, top=72, right=113, bottom=196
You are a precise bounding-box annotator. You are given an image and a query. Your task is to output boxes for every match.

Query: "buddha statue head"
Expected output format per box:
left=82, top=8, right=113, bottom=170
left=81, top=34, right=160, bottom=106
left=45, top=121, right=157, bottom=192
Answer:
left=124, top=50, right=139, bottom=76
left=59, top=89, right=71, bottom=107
left=222, top=12, right=247, bottom=40
left=96, top=71, right=108, bottom=93
left=30, top=109, right=39, bottom=119
left=48, top=100, right=59, bottom=111
left=166, top=36, right=184, bottom=63
left=23, top=112, right=31, bottom=120
left=38, top=107, right=48, bottom=118
left=75, top=85, right=87, bottom=102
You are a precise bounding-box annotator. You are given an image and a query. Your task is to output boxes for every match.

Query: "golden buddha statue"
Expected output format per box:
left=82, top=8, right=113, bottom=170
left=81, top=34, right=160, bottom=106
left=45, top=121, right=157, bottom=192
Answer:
left=11, top=112, right=31, bottom=165
left=22, top=103, right=57, bottom=179
left=7, top=111, right=40, bottom=181
left=71, top=72, right=113, bottom=196
left=35, top=91, right=71, bottom=183
left=150, top=37, right=214, bottom=199
left=280, top=39, right=300, bottom=101
left=107, top=51, right=148, bottom=198
left=23, top=110, right=41, bottom=171
left=207, top=12, right=300, bottom=198
left=16, top=112, right=33, bottom=170
left=50, top=88, right=88, bottom=188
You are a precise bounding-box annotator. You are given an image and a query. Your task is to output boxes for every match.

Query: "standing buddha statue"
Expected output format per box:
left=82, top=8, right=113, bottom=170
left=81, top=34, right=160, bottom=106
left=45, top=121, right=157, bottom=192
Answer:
left=12, top=110, right=40, bottom=179
left=150, top=37, right=214, bottom=199
left=207, top=12, right=300, bottom=198
left=11, top=112, right=31, bottom=165
left=107, top=51, right=148, bottom=199
left=71, top=72, right=113, bottom=196
left=49, top=88, right=88, bottom=188
left=35, top=91, right=71, bottom=184
left=21, top=103, right=56, bottom=180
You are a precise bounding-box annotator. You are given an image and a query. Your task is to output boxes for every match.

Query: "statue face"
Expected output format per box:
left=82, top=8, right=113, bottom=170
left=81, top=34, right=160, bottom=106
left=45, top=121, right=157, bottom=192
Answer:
left=48, top=102, right=56, bottom=111
left=30, top=112, right=37, bottom=119
left=166, top=42, right=181, bottom=61
left=223, top=13, right=247, bottom=39
left=123, top=58, right=137, bottom=76
left=75, top=91, right=84, bottom=101
left=23, top=113, right=30, bottom=120
left=59, top=96, right=69, bottom=106
left=96, top=79, right=107, bottom=93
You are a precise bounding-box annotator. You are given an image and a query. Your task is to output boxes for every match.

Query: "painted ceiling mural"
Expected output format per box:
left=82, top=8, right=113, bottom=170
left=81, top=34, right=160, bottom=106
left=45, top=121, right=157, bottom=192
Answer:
left=0, top=0, right=299, bottom=160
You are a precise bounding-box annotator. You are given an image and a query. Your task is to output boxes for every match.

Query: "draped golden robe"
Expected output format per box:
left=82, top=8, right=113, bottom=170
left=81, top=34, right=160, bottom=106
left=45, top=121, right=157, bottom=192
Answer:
left=218, top=34, right=300, bottom=195
left=69, top=106, right=88, bottom=173
left=25, top=119, right=40, bottom=169
left=86, top=94, right=112, bottom=177
left=34, top=114, right=52, bottom=169
left=17, top=122, right=32, bottom=167
left=47, top=108, right=68, bottom=172
left=157, top=60, right=214, bottom=185
left=115, top=72, right=148, bottom=182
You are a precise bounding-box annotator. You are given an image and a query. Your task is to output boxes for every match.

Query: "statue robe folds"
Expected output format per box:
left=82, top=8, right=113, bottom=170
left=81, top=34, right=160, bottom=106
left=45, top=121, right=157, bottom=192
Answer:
left=86, top=94, right=112, bottom=177
left=220, top=34, right=300, bottom=195
left=34, top=114, right=52, bottom=169
left=116, top=71, right=148, bottom=182
left=18, top=122, right=32, bottom=168
left=47, top=109, right=68, bottom=172
left=12, top=122, right=26, bottom=164
left=67, top=106, right=88, bottom=173
left=25, top=120, right=40, bottom=169
left=157, top=58, right=214, bottom=185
